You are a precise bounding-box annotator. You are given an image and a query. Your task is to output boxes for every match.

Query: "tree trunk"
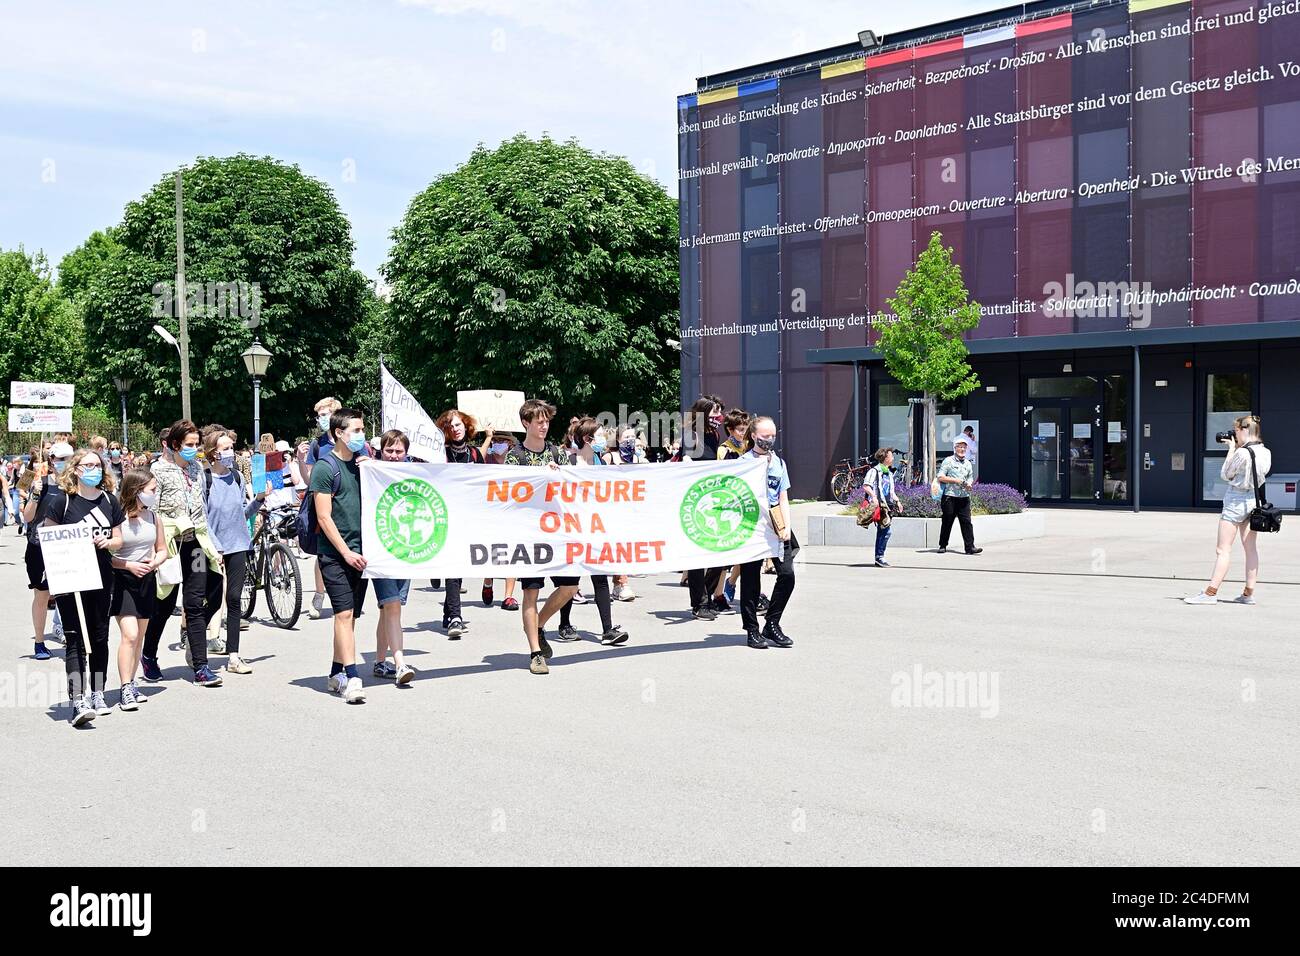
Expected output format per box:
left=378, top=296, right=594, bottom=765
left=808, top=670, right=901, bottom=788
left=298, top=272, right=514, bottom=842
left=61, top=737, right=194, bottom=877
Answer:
left=924, top=392, right=937, bottom=484
left=905, top=400, right=915, bottom=483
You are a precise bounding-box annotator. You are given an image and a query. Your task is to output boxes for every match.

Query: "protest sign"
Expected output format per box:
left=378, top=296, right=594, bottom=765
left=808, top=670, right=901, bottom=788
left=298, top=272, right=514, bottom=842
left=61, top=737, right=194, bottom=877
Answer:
left=382, top=361, right=445, bottom=462
left=361, top=457, right=780, bottom=578
left=10, top=381, right=75, bottom=406
left=8, top=407, right=73, bottom=432
left=37, top=525, right=102, bottom=594
left=456, top=389, right=525, bottom=434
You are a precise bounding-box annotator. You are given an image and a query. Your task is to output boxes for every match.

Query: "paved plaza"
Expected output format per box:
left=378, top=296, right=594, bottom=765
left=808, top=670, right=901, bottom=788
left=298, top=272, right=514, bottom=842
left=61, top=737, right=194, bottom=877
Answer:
left=1, top=507, right=1296, bottom=866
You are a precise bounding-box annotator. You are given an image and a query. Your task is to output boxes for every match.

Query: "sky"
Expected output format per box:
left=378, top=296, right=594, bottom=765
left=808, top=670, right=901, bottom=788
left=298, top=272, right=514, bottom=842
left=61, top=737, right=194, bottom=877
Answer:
left=0, top=0, right=981, bottom=283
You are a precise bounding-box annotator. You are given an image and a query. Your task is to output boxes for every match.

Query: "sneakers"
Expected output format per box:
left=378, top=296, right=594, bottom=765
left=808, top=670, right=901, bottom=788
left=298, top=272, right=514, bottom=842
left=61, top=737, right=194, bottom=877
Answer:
left=481, top=584, right=494, bottom=607
left=1232, top=593, right=1257, bottom=605
left=763, top=622, right=794, bottom=648
left=69, top=696, right=96, bottom=727
left=33, top=642, right=51, bottom=660
left=502, top=597, right=520, bottom=612
left=90, top=690, right=112, bottom=716
left=52, top=616, right=64, bottom=642
left=600, top=625, right=629, bottom=646
left=395, top=663, right=416, bottom=685
left=327, top=672, right=346, bottom=694
left=119, top=682, right=141, bottom=711
left=723, top=580, right=736, bottom=603
left=538, top=629, right=553, bottom=660
left=711, top=595, right=731, bottom=614
left=936, top=547, right=948, bottom=554
left=745, top=628, right=767, bottom=649
left=208, top=635, right=227, bottom=655
left=139, top=655, right=163, bottom=683
left=612, top=584, right=636, bottom=601
left=193, top=665, right=223, bottom=687
left=692, top=605, right=718, bottom=622
left=571, top=591, right=589, bottom=605
left=445, top=617, right=466, bottom=640
left=225, top=655, right=252, bottom=675
left=556, top=624, right=580, bottom=642
left=308, top=592, right=325, bottom=619
left=342, top=676, right=366, bottom=704
left=238, top=617, right=250, bottom=631
left=965, top=547, right=983, bottom=555
left=874, top=557, right=890, bottom=568
left=529, top=652, right=549, bottom=675
left=1184, top=591, right=1218, bottom=605
left=132, top=682, right=148, bottom=704
left=372, top=660, right=397, bottom=680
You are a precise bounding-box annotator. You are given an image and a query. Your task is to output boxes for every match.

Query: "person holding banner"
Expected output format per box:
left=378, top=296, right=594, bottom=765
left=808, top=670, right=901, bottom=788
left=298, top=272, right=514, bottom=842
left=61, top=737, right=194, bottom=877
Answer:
left=370, top=430, right=416, bottom=685
left=46, top=449, right=125, bottom=725
left=436, top=408, right=488, bottom=637
left=555, top=419, right=628, bottom=646
left=609, top=426, right=646, bottom=603
left=307, top=396, right=342, bottom=620
left=738, top=417, right=796, bottom=650
left=110, top=469, right=165, bottom=710
left=310, top=408, right=370, bottom=703
left=22, top=440, right=73, bottom=661
left=504, top=399, right=575, bottom=675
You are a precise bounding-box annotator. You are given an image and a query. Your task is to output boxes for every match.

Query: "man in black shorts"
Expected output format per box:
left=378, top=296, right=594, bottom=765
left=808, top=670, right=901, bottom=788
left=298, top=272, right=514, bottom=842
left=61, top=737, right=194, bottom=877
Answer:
left=504, top=399, right=578, bottom=675
left=310, top=408, right=370, bottom=703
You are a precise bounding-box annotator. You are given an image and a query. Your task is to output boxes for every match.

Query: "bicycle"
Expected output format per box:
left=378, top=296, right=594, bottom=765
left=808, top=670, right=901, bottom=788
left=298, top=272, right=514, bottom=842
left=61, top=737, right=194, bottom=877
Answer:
left=830, top=456, right=874, bottom=505
left=241, top=506, right=303, bottom=628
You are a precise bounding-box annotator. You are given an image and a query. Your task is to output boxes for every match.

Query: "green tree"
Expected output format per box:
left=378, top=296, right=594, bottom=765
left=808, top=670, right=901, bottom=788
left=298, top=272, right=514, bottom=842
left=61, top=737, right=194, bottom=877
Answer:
left=383, top=134, right=680, bottom=431
left=57, top=228, right=123, bottom=306
left=0, top=247, right=85, bottom=389
left=83, top=155, right=371, bottom=439
left=878, top=231, right=981, bottom=483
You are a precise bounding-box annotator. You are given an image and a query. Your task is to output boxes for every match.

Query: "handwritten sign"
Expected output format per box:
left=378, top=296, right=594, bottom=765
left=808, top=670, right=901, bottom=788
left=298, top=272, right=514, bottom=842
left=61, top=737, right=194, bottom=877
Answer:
left=457, top=389, right=525, bottom=435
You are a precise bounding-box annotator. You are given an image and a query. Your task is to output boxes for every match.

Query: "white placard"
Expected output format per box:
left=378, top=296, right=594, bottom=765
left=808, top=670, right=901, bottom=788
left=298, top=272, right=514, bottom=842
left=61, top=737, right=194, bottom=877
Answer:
left=37, top=525, right=102, bottom=593
left=457, top=389, right=525, bottom=435
left=8, top=407, right=73, bottom=432
left=1037, top=422, right=1057, bottom=438
left=1073, top=424, right=1092, bottom=439
left=381, top=361, right=445, bottom=463
left=9, top=381, right=75, bottom=406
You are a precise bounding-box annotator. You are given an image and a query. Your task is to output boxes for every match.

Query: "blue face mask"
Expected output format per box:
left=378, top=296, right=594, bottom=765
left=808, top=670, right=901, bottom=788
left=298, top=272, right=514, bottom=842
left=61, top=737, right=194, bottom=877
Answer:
left=317, top=415, right=330, bottom=432
left=219, top=452, right=235, bottom=467
left=53, top=460, right=68, bottom=474
left=346, top=434, right=367, bottom=453
left=591, top=437, right=608, bottom=455
left=109, top=450, right=120, bottom=460
left=81, top=468, right=103, bottom=487
left=179, top=447, right=199, bottom=462
left=619, top=441, right=636, bottom=461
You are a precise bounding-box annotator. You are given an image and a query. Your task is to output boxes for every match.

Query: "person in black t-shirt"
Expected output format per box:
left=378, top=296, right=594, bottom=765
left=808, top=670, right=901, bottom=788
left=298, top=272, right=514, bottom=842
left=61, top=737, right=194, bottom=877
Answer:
left=436, top=408, right=490, bottom=636
left=503, top=399, right=577, bottom=675
left=45, top=450, right=125, bottom=727
left=22, top=441, right=74, bottom=661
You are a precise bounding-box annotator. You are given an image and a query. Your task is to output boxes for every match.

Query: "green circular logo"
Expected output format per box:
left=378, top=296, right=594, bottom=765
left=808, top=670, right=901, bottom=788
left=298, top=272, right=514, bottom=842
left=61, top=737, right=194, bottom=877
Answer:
left=375, top=478, right=448, bottom=564
left=679, top=475, right=760, bottom=552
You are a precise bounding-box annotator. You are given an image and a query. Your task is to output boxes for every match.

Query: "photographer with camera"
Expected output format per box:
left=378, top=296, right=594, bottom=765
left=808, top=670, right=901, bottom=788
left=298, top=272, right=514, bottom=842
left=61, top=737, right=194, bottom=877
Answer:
left=1184, top=415, right=1271, bottom=606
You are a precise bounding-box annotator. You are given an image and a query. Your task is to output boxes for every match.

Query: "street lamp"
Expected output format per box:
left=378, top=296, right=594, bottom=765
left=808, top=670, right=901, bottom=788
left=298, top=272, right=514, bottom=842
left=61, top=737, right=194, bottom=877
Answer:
left=241, top=338, right=272, bottom=448
left=112, top=377, right=133, bottom=448
left=152, top=324, right=190, bottom=421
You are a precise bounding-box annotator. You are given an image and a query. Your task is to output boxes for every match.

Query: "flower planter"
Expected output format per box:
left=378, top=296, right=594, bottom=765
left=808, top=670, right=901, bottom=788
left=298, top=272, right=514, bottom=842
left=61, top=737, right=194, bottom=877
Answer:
left=806, top=510, right=1046, bottom=548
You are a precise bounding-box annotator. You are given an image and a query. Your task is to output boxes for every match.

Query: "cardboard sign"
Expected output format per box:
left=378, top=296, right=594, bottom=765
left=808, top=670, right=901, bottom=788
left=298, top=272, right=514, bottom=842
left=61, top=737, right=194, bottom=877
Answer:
left=457, top=389, right=525, bottom=435
left=8, top=407, right=73, bottom=432
left=37, top=525, right=102, bottom=593
left=10, top=381, right=75, bottom=406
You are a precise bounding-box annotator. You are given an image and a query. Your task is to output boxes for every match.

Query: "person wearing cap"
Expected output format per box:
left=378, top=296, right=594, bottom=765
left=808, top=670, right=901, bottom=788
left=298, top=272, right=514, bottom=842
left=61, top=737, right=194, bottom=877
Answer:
left=936, top=435, right=982, bottom=555
left=22, top=441, right=74, bottom=660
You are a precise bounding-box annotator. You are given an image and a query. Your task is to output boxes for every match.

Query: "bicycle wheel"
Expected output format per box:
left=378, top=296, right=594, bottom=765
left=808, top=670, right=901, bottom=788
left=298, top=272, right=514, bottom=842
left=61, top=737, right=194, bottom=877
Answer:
left=240, top=548, right=258, bottom=620
left=830, top=471, right=852, bottom=505
left=264, top=542, right=302, bottom=628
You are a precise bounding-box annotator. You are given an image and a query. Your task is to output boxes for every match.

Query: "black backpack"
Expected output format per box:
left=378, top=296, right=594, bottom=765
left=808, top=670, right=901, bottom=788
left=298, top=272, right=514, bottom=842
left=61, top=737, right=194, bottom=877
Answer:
left=1244, top=444, right=1282, bottom=534
left=295, top=456, right=342, bottom=555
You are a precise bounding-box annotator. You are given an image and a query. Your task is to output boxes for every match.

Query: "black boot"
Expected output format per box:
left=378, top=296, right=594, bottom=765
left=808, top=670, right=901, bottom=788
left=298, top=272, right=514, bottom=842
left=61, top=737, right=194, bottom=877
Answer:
left=763, top=621, right=793, bottom=648
left=745, top=627, right=767, bottom=649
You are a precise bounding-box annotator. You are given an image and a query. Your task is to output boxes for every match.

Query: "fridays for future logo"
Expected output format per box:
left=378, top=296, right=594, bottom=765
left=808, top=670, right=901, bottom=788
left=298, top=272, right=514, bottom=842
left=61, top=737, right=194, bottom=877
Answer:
left=375, top=478, right=448, bottom=563
left=679, top=474, right=760, bottom=552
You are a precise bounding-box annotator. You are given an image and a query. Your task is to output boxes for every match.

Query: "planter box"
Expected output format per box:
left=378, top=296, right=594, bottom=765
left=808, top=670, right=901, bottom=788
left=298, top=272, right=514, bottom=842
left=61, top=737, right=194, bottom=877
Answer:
left=805, top=510, right=1046, bottom=548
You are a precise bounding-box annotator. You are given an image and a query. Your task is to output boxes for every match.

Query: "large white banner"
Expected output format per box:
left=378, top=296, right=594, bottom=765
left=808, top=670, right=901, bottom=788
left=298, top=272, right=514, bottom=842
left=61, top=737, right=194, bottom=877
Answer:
left=10, top=381, right=75, bottom=406
left=381, top=361, right=445, bottom=463
left=9, top=407, right=73, bottom=432
left=361, top=457, right=780, bottom=578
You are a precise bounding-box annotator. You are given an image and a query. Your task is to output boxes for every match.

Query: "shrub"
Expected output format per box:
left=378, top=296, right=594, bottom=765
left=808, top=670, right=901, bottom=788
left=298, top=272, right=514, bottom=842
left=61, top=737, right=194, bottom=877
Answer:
left=840, top=480, right=1025, bottom=517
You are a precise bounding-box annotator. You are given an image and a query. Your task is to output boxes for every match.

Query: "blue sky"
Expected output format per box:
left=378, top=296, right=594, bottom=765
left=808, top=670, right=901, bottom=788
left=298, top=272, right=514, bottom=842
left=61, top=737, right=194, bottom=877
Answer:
left=0, top=0, right=978, bottom=282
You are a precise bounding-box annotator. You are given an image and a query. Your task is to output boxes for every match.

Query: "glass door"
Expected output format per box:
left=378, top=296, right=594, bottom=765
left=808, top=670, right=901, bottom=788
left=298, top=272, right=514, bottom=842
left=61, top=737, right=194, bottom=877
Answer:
left=1067, top=405, right=1097, bottom=500
left=1028, top=407, right=1063, bottom=499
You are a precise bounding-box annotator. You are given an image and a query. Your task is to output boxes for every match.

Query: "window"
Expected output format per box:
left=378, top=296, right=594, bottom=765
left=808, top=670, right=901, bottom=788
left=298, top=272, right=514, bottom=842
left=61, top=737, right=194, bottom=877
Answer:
left=1205, top=373, right=1251, bottom=452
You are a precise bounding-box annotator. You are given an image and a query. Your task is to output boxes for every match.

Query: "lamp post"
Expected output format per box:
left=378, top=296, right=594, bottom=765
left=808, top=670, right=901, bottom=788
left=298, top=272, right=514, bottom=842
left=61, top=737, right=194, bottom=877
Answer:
left=152, top=324, right=188, bottom=420
left=241, top=338, right=272, bottom=448
left=112, top=377, right=133, bottom=448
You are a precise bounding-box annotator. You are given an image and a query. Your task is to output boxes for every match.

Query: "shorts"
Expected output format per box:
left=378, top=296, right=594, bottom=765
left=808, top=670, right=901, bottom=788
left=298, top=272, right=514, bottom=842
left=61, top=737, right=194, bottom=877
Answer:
left=319, top=550, right=369, bottom=614
left=25, top=542, right=46, bottom=590
left=519, top=576, right=580, bottom=591
left=110, top=568, right=157, bottom=618
left=373, top=577, right=410, bottom=607
left=1220, top=489, right=1253, bottom=524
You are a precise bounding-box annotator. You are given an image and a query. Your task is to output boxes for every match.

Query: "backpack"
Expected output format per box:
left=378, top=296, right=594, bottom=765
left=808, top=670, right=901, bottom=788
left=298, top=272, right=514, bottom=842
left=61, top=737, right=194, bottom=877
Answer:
left=202, top=467, right=245, bottom=503
left=296, top=455, right=342, bottom=555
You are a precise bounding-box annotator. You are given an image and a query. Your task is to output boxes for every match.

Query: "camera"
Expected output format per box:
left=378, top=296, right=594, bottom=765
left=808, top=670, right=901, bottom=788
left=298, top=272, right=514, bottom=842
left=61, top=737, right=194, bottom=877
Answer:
left=1215, top=431, right=1234, bottom=443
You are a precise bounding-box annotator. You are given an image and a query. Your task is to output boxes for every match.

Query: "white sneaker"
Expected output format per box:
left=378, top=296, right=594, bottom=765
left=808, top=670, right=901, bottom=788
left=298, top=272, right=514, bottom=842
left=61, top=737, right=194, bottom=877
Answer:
left=226, top=655, right=252, bottom=674
left=52, top=615, right=64, bottom=642
left=613, top=585, right=636, bottom=602
left=1231, top=593, right=1256, bottom=605
left=308, top=592, right=325, bottom=619
left=209, top=636, right=227, bottom=655
left=327, top=672, right=345, bottom=694
left=395, top=663, right=415, bottom=686
left=571, top=591, right=589, bottom=605
left=1183, top=591, right=1218, bottom=605
left=342, top=676, right=366, bottom=704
